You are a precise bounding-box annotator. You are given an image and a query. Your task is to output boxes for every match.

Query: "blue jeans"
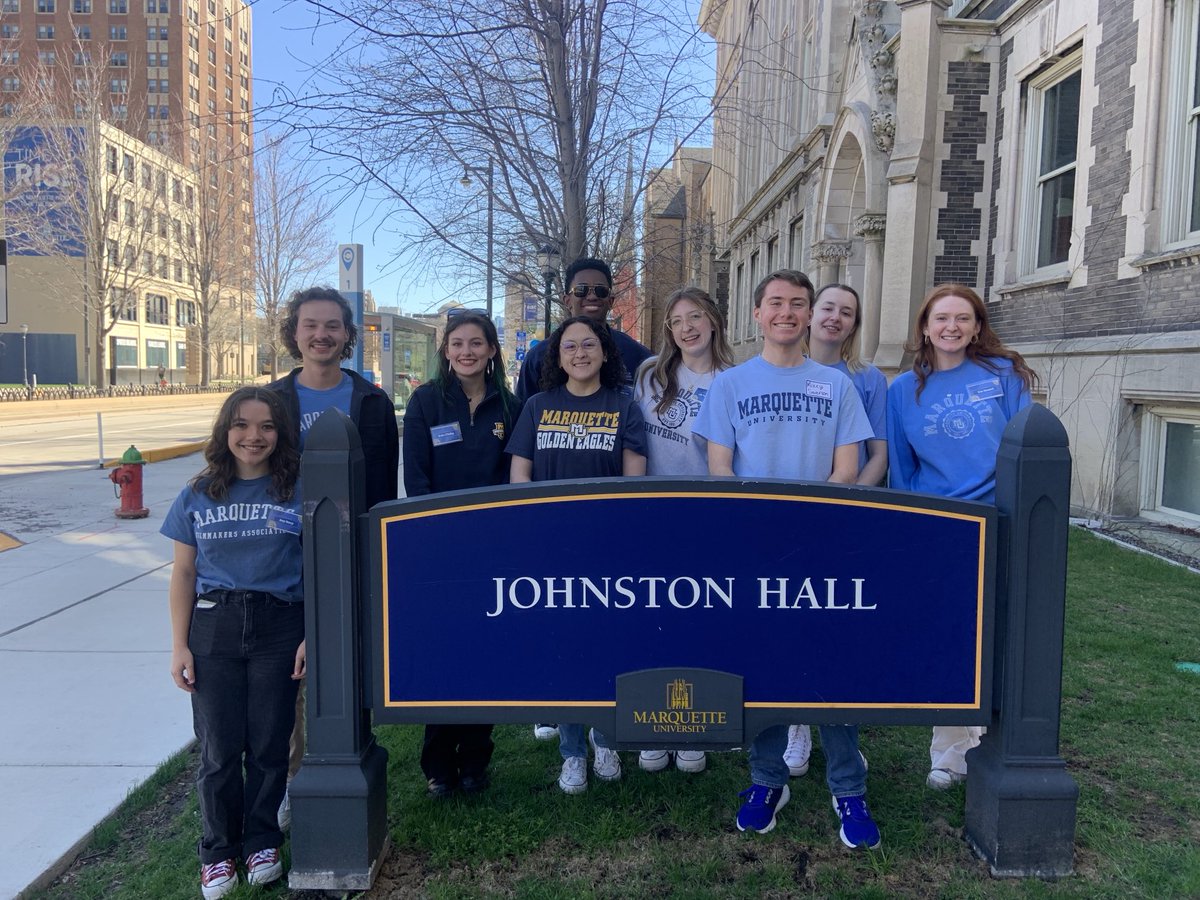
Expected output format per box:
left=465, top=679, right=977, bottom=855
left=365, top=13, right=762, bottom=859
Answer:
left=188, top=592, right=303, bottom=864
left=558, top=724, right=612, bottom=759
left=750, top=724, right=866, bottom=797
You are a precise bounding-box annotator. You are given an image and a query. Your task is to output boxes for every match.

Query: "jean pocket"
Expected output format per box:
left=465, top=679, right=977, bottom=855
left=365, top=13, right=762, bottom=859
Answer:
left=188, top=603, right=239, bottom=657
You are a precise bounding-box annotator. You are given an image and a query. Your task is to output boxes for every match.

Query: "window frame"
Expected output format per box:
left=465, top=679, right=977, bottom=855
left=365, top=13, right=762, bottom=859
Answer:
left=1140, top=403, right=1200, bottom=526
left=1018, top=51, right=1083, bottom=277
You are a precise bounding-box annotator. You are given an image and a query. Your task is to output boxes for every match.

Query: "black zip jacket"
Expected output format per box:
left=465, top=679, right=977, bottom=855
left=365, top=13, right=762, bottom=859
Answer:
left=267, top=368, right=399, bottom=509
left=402, top=378, right=517, bottom=496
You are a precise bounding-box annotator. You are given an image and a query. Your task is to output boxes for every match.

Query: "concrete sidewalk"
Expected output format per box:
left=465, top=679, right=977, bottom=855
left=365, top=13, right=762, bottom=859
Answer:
left=0, top=453, right=207, bottom=899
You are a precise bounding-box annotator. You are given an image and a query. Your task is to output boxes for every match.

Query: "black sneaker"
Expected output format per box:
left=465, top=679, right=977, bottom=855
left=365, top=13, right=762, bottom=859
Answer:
left=460, top=771, right=490, bottom=794
left=426, top=778, right=455, bottom=798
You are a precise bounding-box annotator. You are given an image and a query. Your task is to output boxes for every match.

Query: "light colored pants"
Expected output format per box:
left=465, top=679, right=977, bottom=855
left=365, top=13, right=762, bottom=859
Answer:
left=929, top=725, right=983, bottom=775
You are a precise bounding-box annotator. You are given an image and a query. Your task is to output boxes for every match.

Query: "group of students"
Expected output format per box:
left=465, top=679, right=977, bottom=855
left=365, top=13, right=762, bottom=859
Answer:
left=164, top=259, right=1036, bottom=896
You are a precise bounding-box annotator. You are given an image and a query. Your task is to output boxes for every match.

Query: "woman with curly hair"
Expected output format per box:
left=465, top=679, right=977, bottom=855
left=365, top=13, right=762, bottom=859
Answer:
left=507, top=315, right=647, bottom=794
left=160, top=387, right=305, bottom=897
left=887, top=283, right=1038, bottom=790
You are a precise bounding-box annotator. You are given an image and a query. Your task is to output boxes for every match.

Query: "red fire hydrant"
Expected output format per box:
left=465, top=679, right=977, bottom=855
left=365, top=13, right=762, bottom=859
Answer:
left=110, top=445, right=150, bottom=519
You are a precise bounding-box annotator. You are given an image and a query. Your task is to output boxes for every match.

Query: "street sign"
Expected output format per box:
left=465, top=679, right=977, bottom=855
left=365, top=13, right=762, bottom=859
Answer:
left=515, top=349, right=525, bottom=361
left=516, top=330, right=527, bottom=341
left=382, top=330, right=391, bottom=352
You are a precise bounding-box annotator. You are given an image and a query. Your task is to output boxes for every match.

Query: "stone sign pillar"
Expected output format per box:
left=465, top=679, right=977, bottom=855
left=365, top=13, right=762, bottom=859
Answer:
left=965, top=404, right=1079, bottom=876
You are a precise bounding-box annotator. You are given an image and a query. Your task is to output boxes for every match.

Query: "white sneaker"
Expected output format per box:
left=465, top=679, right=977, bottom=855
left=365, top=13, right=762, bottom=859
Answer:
left=534, top=723, right=559, bottom=740
left=200, top=859, right=237, bottom=899
left=589, top=729, right=622, bottom=781
left=639, top=749, right=670, bottom=772
left=927, top=767, right=966, bottom=789
left=675, top=750, right=707, bottom=773
left=558, top=756, right=587, bottom=794
left=784, top=724, right=812, bottom=777
left=277, top=787, right=291, bottom=831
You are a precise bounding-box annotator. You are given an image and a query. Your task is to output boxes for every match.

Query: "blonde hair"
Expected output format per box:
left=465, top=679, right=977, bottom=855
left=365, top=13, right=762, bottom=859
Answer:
left=638, top=287, right=734, bottom=416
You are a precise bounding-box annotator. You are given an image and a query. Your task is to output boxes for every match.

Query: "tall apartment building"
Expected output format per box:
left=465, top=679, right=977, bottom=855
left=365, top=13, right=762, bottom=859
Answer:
left=0, top=0, right=255, bottom=385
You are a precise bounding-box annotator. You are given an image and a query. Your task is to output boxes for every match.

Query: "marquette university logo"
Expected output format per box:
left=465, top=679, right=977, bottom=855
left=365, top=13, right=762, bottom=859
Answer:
left=631, top=677, right=729, bottom=734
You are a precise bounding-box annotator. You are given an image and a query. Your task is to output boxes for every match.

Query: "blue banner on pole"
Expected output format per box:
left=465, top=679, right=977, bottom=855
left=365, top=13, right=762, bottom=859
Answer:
left=371, top=479, right=995, bottom=737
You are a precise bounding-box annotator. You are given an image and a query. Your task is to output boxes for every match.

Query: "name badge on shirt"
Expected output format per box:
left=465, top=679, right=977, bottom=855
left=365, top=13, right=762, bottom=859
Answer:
left=805, top=380, right=832, bottom=400
left=267, top=509, right=302, bottom=534
left=431, top=422, right=463, bottom=446
left=967, top=378, right=1003, bottom=402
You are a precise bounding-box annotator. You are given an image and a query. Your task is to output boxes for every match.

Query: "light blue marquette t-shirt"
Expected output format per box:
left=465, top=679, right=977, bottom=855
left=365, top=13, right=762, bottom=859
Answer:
left=296, top=372, right=353, bottom=448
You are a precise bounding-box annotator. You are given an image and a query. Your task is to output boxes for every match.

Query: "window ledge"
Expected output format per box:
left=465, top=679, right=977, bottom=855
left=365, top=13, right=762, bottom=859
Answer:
left=991, top=271, right=1072, bottom=298
left=1129, top=244, right=1200, bottom=270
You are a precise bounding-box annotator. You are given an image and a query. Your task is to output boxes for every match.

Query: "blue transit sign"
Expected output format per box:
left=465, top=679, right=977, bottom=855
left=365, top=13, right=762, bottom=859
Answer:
left=370, top=479, right=995, bottom=742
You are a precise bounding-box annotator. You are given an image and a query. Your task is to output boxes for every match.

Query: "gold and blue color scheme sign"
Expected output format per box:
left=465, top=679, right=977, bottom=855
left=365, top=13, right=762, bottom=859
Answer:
left=369, top=478, right=995, bottom=744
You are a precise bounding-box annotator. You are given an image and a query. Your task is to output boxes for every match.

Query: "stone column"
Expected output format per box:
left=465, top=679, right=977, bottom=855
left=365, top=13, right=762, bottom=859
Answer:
left=810, top=240, right=853, bottom=288
left=853, top=213, right=887, bottom=361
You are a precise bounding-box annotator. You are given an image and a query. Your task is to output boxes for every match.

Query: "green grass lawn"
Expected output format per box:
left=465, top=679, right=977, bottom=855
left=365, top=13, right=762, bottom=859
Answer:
left=31, top=529, right=1200, bottom=899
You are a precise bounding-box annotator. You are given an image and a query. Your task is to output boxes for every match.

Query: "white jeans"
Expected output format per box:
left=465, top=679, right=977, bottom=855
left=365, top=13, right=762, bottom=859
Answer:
left=929, top=725, right=984, bottom=775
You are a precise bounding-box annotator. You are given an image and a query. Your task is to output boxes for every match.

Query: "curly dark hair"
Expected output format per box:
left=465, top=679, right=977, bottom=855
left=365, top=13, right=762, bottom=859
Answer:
left=280, top=286, right=358, bottom=361
left=191, top=387, right=300, bottom=502
left=539, top=316, right=627, bottom=392
left=905, top=283, right=1039, bottom=400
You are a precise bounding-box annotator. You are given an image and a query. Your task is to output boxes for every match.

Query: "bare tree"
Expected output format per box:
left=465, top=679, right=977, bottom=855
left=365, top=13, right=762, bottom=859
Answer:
left=3, top=47, right=171, bottom=387
left=270, top=0, right=711, bottom=303
left=178, top=148, right=250, bottom=385
left=254, top=134, right=333, bottom=378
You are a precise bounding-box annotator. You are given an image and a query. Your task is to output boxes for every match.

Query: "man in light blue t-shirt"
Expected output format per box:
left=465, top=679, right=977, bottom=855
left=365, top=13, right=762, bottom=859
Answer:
left=693, top=269, right=881, bottom=851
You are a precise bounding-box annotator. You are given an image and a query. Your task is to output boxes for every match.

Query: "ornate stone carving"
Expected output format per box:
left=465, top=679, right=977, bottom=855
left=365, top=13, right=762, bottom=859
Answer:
left=811, top=240, right=854, bottom=262
left=853, top=213, right=887, bottom=238
left=857, top=0, right=899, bottom=154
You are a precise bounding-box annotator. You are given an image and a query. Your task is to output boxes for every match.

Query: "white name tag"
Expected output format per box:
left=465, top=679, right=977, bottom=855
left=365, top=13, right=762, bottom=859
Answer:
left=967, top=378, right=1003, bottom=402
left=806, top=380, right=832, bottom=400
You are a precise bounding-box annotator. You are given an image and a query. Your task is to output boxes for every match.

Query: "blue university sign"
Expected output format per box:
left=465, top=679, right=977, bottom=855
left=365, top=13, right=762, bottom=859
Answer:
left=370, top=478, right=996, bottom=743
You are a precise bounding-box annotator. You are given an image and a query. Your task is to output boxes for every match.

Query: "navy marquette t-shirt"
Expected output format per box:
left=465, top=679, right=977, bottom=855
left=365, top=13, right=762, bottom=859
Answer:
left=506, top=386, right=647, bottom=481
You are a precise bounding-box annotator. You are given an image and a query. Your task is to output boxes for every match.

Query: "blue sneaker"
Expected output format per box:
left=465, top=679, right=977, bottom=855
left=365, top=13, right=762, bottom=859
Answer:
left=736, top=783, right=790, bottom=834
left=833, top=794, right=881, bottom=849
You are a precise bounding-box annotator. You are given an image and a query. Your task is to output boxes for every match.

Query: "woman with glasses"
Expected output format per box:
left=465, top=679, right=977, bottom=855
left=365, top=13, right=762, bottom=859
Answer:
left=403, top=312, right=519, bottom=797
left=629, top=288, right=733, bottom=775
left=507, top=315, right=647, bottom=794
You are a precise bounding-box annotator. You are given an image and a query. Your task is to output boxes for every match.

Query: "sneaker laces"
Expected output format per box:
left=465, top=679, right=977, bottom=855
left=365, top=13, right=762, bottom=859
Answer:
left=785, top=726, right=811, bottom=756
left=246, top=848, right=278, bottom=868
left=738, top=784, right=776, bottom=807
left=202, top=859, right=235, bottom=884
left=836, top=794, right=871, bottom=821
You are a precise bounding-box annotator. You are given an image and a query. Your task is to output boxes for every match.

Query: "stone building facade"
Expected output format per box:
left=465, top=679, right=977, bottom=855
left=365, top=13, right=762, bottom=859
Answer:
left=694, top=0, right=1200, bottom=526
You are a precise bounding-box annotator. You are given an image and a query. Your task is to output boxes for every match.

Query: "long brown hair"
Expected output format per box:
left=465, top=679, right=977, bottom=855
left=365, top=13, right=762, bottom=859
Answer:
left=812, top=283, right=867, bottom=372
left=190, top=387, right=300, bottom=501
left=906, top=284, right=1038, bottom=400
left=639, top=287, right=734, bottom=416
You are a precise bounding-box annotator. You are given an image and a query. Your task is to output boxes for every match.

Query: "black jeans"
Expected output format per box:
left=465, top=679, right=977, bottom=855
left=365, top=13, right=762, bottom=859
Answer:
left=188, top=591, right=303, bottom=864
left=420, top=724, right=495, bottom=784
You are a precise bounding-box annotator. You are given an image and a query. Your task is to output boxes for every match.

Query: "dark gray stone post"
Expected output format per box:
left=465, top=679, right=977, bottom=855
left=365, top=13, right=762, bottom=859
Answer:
left=288, top=409, right=390, bottom=890
left=965, top=404, right=1079, bottom=877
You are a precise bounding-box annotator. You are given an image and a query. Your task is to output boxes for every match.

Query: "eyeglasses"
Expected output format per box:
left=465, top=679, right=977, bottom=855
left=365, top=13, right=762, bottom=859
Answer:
left=667, top=311, right=707, bottom=331
left=566, top=284, right=611, bottom=300
left=560, top=339, right=601, bottom=354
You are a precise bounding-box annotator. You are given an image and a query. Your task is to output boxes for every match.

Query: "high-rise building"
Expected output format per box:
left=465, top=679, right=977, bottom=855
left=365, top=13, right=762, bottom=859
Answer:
left=0, top=0, right=255, bottom=386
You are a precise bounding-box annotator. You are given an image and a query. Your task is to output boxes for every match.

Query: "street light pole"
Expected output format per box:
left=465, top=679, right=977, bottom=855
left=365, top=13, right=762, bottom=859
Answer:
left=460, top=161, right=495, bottom=319
left=20, top=323, right=28, bottom=388
left=536, top=244, right=560, bottom=339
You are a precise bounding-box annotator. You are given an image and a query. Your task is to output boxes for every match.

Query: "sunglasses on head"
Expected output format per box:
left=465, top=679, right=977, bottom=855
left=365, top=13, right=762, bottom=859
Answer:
left=566, top=284, right=611, bottom=300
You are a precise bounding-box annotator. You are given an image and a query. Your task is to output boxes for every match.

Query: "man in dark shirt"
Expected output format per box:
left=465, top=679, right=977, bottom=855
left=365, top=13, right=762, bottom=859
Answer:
left=515, top=257, right=652, bottom=403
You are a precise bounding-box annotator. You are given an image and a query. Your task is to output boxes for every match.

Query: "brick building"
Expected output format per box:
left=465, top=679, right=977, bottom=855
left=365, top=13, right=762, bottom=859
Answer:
left=696, top=0, right=1200, bottom=525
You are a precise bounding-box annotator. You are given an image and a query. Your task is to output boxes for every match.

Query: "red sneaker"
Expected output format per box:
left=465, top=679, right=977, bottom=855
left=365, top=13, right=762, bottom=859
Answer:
left=200, top=858, right=237, bottom=899
left=245, top=847, right=283, bottom=885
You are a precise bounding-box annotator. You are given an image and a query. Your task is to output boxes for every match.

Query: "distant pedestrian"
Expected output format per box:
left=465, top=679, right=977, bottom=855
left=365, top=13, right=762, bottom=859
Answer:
left=887, top=283, right=1037, bottom=790
left=157, top=364, right=167, bottom=388
left=632, top=286, right=733, bottom=775
left=508, top=316, right=647, bottom=794
left=267, top=286, right=399, bottom=824
left=402, top=312, right=519, bottom=797
left=161, top=386, right=305, bottom=898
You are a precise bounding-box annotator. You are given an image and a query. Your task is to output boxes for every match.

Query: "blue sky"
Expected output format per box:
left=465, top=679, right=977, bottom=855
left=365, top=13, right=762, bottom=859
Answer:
left=248, top=0, right=712, bottom=315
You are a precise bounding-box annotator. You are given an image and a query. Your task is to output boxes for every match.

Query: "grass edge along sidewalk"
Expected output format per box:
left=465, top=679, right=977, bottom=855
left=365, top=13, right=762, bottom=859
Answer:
left=29, top=528, right=1200, bottom=899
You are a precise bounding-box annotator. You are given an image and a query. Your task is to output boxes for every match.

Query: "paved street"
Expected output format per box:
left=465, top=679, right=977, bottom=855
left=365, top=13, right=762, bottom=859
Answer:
left=0, top=394, right=227, bottom=478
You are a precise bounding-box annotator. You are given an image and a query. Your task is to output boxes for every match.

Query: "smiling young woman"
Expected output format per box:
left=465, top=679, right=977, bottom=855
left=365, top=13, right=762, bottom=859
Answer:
left=506, top=315, right=647, bottom=795
left=887, top=283, right=1039, bottom=791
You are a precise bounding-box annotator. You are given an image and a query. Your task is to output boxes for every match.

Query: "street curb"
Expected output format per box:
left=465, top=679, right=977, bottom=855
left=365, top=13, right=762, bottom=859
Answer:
left=101, top=441, right=207, bottom=468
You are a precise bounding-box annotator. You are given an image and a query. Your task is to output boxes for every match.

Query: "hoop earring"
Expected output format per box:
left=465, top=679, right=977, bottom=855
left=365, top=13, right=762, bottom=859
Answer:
left=970, top=334, right=979, bottom=345
left=923, top=334, right=930, bottom=344
left=485, top=357, right=495, bottom=378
